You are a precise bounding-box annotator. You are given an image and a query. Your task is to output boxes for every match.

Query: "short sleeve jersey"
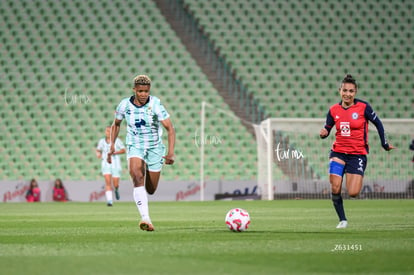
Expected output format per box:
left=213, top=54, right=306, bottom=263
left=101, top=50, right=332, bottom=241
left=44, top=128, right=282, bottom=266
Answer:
left=115, top=95, right=169, bottom=148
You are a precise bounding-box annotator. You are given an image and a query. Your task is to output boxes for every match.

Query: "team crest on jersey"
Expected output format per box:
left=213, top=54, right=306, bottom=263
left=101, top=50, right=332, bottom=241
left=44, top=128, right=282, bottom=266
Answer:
left=340, top=122, right=351, bottom=136
left=352, top=112, right=359, bottom=119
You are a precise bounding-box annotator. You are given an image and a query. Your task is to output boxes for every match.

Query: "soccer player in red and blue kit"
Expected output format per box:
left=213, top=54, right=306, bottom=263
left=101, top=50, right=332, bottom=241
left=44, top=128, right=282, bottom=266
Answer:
left=320, top=74, right=395, bottom=229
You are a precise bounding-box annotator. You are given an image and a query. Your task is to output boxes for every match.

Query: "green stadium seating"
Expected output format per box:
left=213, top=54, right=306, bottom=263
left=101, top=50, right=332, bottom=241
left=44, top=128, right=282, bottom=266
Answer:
left=1, top=0, right=413, bottom=183
left=183, top=0, right=413, bottom=181
left=0, top=0, right=257, bottom=181
left=186, top=0, right=413, bottom=119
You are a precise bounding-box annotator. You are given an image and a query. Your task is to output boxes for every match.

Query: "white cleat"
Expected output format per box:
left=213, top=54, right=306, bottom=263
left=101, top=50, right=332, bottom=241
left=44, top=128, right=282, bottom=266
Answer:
left=336, top=220, right=348, bottom=229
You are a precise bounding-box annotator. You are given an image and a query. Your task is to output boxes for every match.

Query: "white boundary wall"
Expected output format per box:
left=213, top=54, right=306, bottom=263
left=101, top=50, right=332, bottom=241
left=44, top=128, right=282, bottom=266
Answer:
left=0, top=180, right=257, bottom=203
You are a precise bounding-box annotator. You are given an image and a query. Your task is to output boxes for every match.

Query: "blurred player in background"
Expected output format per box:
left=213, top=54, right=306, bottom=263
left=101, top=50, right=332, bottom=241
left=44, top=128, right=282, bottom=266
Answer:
left=96, top=126, right=126, bottom=206
left=108, top=74, right=175, bottom=231
left=320, top=74, right=394, bottom=228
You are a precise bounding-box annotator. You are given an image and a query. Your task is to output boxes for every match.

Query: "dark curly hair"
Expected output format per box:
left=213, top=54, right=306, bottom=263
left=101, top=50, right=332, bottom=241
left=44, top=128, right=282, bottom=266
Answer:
left=341, top=74, right=358, bottom=89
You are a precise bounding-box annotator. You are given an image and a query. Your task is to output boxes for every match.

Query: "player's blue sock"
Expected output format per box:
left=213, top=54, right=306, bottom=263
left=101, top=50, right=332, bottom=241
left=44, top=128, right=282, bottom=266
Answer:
left=332, top=193, right=347, bottom=221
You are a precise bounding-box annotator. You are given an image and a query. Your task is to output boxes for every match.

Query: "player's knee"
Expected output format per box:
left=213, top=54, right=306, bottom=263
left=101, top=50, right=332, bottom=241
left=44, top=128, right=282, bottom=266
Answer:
left=331, top=185, right=341, bottom=194
left=330, top=176, right=342, bottom=194
left=349, top=191, right=359, bottom=198
left=145, top=180, right=158, bottom=195
left=129, top=171, right=144, bottom=186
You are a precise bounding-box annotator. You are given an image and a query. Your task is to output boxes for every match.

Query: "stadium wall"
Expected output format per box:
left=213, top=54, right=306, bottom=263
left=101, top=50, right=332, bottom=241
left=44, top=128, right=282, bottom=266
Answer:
left=2, top=179, right=412, bottom=202
left=0, top=180, right=257, bottom=203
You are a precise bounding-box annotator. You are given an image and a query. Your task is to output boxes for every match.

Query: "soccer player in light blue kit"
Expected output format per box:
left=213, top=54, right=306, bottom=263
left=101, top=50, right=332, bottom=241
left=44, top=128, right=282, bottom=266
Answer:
left=108, top=75, right=175, bottom=231
left=96, top=126, right=126, bottom=206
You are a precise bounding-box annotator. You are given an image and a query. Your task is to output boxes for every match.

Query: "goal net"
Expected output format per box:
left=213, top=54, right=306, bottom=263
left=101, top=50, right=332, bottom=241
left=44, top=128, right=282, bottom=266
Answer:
left=254, top=118, right=414, bottom=200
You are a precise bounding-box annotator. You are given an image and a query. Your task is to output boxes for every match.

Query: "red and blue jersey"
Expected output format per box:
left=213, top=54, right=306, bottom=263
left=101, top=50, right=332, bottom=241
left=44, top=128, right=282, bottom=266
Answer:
left=322, top=99, right=389, bottom=155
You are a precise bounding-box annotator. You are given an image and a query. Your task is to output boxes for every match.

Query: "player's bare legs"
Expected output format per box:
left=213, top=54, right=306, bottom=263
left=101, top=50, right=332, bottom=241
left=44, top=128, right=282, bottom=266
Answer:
left=129, top=157, right=146, bottom=187
left=129, top=157, right=154, bottom=231
left=104, top=174, right=113, bottom=206
left=330, top=174, right=343, bottom=194
left=112, top=177, right=120, bottom=189
left=329, top=157, right=347, bottom=228
left=330, top=157, right=345, bottom=194
left=104, top=174, right=112, bottom=190
left=112, top=177, right=120, bottom=200
left=345, top=174, right=363, bottom=197
left=145, top=170, right=161, bottom=195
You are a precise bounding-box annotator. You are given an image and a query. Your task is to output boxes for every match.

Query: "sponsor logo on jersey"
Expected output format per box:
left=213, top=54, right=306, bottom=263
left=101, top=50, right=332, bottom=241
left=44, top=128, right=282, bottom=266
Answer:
left=340, top=122, right=351, bottom=136
left=135, top=119, right=146, bottom=128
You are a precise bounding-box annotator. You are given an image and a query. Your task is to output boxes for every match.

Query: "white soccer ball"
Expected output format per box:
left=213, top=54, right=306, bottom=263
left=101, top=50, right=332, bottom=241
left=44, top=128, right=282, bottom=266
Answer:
left=225, top=208, right=250, bottom=232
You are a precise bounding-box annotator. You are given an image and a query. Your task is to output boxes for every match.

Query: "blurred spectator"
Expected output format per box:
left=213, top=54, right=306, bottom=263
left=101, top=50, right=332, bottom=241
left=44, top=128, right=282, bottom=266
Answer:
left=26, top=178, right=41, bottom=202
left=410, top=139, right=414, bottom=162
left=53, top=178, right=69, bottom=202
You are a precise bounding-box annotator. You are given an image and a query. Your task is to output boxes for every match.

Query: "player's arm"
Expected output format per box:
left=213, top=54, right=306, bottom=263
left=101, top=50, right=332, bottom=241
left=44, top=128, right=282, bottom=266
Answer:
left=113, top=148, right=126, bottom=155
left=161, top=118, right=175, bottom=165
left=113, top=139, right=126, bottom=156
left=108, top=119, right=122, bottom=163
left=96, top=140, right=103, bottom=158
left=320, top=110, right=334, bottom=139
left=365, top=104, right=395, bottom=151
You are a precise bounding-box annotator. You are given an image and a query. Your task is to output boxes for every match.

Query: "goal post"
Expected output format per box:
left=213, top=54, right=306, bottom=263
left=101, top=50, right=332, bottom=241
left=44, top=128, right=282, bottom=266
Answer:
left=254, top=118, right=414, bottom=200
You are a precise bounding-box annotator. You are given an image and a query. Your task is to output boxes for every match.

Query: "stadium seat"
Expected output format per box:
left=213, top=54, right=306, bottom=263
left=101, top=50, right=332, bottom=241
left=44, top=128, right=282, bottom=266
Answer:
left=184, top=0, right=413, bottom=180
left=1, top=0, right=412, bottom=183
left=0, top=0, right=260, bottom=181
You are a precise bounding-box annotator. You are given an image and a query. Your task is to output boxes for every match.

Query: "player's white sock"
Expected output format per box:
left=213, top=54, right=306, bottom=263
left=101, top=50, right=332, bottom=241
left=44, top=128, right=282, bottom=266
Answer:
left=105, top=190, right=113, bottom=204
left=133, top=186, right=151, bottom=223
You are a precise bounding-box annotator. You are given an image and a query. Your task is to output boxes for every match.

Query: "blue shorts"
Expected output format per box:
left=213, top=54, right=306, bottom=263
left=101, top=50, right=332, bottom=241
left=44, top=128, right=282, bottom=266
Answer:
left=127, top=143, right=166, bottom=172
left=329, top=151, right=368, bottom=176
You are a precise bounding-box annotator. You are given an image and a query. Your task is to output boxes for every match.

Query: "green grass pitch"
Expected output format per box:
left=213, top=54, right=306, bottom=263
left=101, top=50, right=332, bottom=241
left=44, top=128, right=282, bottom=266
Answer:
left=1, top=200, right=413, bottom=275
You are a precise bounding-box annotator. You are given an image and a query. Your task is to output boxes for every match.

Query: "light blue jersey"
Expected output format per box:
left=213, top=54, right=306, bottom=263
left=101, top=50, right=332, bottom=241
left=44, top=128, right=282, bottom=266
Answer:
left=115, top=95, right=169, bottom=149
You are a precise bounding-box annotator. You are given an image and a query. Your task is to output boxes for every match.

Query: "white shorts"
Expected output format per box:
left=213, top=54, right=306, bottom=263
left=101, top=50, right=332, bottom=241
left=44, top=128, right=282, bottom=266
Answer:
left=101, top=162, right=121, bottom=178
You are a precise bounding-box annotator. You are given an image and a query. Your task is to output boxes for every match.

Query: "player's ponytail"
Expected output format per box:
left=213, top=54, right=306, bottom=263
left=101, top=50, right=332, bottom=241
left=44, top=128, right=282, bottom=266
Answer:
left=341, top=74, right=358, bottom=89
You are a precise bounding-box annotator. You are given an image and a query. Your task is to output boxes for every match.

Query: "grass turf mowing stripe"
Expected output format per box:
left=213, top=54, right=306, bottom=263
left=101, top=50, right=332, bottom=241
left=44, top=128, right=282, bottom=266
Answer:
left=0, top=200, right=413, bottom=274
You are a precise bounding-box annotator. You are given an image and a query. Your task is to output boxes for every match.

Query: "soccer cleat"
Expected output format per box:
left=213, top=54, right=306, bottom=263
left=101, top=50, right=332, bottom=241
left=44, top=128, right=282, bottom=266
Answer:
left=336, top=220, right=348, bottom=229
left=115, top=188, right=120, bottom=200
left=139, top=221, right=154, bottom=231
left=107, top=203, right=113, bottom=207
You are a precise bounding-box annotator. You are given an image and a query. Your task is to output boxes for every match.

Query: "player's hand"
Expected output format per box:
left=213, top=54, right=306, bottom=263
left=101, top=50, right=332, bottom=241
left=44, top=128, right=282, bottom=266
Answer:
left=385, top=144, right=396, bottom=151
left=163, top=154, right=175, bottom=165
left=107, top=145, right=115, bottom=164
left=319, top=128, right=328, bottom=138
